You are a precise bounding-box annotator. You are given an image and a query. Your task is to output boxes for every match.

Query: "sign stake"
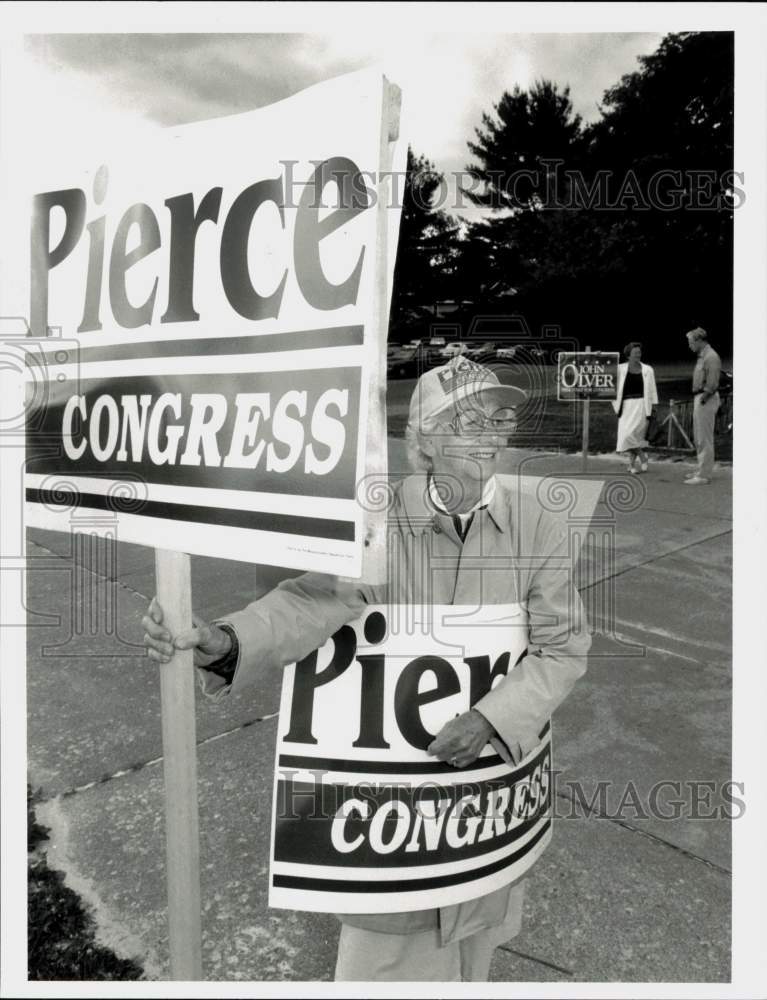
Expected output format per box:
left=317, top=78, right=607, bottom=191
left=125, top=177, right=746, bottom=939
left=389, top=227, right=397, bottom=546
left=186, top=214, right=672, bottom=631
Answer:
left=581, top=344, right=591, bottom=472
left=155, top=548, right=203, bottom=981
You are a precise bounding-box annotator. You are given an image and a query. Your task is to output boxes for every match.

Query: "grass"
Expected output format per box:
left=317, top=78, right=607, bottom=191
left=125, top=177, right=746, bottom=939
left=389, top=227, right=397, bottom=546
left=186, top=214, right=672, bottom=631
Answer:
left=27, top=786, right=144, bottom=981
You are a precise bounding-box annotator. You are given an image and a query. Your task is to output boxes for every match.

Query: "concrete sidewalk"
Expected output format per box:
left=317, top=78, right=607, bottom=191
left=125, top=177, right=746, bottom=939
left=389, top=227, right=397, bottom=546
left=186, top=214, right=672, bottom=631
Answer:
left=26, top=444, right=732, bottom=982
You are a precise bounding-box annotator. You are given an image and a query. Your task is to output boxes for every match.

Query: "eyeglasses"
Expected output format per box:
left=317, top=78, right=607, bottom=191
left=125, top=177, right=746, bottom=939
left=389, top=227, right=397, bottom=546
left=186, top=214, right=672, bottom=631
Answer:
left=440, top=406, right=517, bottom=436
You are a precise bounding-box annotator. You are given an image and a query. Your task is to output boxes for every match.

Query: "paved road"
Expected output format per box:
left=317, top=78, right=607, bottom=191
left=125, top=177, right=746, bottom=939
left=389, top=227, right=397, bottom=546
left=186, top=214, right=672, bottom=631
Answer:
left=26, top=443, right=732, bottom=982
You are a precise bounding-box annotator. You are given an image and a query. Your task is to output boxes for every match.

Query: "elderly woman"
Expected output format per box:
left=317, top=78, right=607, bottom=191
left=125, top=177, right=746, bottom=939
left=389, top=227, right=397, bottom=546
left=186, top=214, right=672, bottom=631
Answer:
left=142, top=356, right=590, bottom=983
left=613, top=341, right=658, bottom=474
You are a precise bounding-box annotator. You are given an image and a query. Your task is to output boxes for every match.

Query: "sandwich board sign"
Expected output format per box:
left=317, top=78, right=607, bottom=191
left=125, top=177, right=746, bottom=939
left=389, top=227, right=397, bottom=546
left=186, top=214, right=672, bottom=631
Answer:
left=270, top=603, right=552, bottom=915
left=21, top=69, right=406, bottom=978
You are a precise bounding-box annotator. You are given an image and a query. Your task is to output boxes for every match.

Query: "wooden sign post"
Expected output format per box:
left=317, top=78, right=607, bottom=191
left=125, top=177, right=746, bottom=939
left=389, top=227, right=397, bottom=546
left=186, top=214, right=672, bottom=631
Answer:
left=360, top=77, right=402, bottom=584
left=581, top=345, right=591, bottom=472
left=155, top=549, right=202, bottom=980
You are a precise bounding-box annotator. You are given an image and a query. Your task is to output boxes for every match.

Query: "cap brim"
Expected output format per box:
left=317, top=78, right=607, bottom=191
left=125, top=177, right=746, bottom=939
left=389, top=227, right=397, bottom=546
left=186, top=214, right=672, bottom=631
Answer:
left=473, top=384, right=527, bottom=412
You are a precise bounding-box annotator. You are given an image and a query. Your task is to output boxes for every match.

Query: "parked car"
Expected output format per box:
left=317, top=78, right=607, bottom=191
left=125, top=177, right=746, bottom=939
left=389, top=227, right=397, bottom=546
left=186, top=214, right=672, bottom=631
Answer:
left=466, top=341, right=497, bottom=362
left=467, top=315, right=540, bottom=362
left=407, top=336, right=444, bottom=368
left=496, top=345, right=518, bottom=360
left=439, top=341, right=468, bottom=359
left=387, top=342, right=429, bottom=379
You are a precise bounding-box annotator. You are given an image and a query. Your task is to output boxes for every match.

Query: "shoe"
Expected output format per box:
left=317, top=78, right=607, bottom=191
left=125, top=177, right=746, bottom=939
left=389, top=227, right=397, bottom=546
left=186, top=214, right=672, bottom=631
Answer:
left=629, top=466, right=637, bottom=475
left=640, top=461, right=648, bottom=473
left=683, top=471, right=697, bottom=480
left=683, top=476, right=710, bottom=486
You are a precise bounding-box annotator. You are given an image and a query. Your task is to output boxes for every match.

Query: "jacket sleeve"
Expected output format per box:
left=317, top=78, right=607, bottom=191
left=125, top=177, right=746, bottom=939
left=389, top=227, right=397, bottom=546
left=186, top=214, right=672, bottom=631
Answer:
left=612, top=363, right=626, bottom=415
left=197, top=572, right=372, bottom=701
left=474, top=514, right=590, bottom=753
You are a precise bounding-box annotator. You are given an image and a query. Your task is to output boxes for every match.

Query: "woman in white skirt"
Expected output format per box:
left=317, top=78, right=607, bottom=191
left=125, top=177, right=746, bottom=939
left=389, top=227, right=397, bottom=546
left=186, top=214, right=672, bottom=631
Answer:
left=613, top=342, right=658, bottom=474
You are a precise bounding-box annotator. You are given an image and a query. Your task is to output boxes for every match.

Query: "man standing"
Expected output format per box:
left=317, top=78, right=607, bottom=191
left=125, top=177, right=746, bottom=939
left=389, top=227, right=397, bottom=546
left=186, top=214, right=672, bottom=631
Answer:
left=684, top=327, right=722, bottom=485
left=142, top=355, right=590, bottom=982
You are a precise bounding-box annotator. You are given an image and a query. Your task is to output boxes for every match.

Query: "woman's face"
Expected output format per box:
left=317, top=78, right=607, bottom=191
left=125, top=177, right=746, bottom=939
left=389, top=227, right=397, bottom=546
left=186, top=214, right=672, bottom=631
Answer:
left=629, top=346, right=642, bottom=363
left=422, top=401, right=514, bottom=502
left=425, top=422, right=505, bottom=491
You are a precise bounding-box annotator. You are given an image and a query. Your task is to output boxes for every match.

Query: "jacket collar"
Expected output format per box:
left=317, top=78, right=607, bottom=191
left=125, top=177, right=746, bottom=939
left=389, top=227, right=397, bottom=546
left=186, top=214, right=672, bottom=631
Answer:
left=428, top=474, right=496, bottom=519
left=397, top=473, right=508, bottom=536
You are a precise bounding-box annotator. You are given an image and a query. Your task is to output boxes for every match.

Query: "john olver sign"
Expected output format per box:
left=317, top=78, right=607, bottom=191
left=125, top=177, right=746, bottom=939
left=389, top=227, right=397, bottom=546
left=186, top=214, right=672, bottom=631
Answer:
left=557, top=352, right=619, bottom=401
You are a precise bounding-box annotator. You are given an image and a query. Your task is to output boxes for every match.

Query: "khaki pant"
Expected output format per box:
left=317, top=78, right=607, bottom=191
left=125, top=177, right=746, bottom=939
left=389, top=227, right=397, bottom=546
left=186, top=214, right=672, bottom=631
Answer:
left=692, top=392, right=719, bottom=478
left=334, top=883, right=525, bottom=982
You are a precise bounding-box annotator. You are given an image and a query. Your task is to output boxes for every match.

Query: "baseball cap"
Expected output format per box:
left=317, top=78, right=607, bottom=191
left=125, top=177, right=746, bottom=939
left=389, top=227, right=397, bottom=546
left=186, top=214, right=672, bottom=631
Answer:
left=408, top=355, right=527, bottom=431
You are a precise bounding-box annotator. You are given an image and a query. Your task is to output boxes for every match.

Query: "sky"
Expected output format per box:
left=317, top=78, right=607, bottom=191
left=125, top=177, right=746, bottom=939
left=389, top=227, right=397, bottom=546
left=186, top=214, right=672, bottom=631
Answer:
left=19, top=31, right=663, bottom=218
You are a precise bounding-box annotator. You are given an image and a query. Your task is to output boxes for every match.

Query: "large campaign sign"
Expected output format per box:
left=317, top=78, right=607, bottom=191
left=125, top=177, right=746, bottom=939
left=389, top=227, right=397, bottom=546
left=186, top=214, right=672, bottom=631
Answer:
left=269, top=604, right=552, bottom=913
left=24, top=70, right=405, bottom=577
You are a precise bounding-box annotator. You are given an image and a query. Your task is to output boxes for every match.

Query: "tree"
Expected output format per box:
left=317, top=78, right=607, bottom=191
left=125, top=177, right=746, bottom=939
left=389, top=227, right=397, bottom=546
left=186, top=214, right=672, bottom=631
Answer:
left=453, top=33, right=734, bottom=354
left=463, top=80, right=584, bottom=211
left=453, top=80, right=587, bottom=305
left=389, top=149, right=460, bottom=333
left=583, top=32, right=734, bottom=348
left=586, top=32, right=733, bottom=179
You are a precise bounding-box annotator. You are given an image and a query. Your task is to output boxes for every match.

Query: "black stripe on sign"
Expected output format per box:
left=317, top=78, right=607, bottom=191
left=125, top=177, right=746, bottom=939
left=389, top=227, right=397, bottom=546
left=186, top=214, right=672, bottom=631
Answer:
left=25, top=488, right=355, bottom=541
left=32, top=325, right=364, bottom=366
left=278, top=722, right=551, bottom=776
left=272, top=817, right=551, bottom=894
left=278, top=753, right=505, bottom=775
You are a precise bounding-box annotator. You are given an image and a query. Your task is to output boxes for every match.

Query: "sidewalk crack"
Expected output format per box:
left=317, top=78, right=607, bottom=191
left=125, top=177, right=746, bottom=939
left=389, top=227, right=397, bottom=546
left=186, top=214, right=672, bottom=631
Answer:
left=27, top=537, right=153, bottom=604
left=578, top=528, right=732, bottom=593
left=38, top=712, right=280, bottom=804
left=607, top=817, right=731, bottom=875
left=498, top=944, right=573, bottom=976
left=554, top=790, right=732, bottom=876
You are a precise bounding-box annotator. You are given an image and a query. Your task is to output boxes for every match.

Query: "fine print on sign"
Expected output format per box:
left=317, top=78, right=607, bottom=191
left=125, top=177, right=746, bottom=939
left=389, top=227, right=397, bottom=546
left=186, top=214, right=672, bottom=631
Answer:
left=557, top=352, right=619, bottom=401
left=23, top=70, right=406, bottom=578
left=269, top=604, right=552, bottom=914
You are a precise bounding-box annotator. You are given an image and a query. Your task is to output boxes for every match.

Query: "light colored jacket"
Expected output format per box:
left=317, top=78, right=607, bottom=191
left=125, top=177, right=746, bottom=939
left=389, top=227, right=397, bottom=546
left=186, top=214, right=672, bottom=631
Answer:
left=612, top=362, right=658, bottom=418
left=201, top=474, right=590, bottom=943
